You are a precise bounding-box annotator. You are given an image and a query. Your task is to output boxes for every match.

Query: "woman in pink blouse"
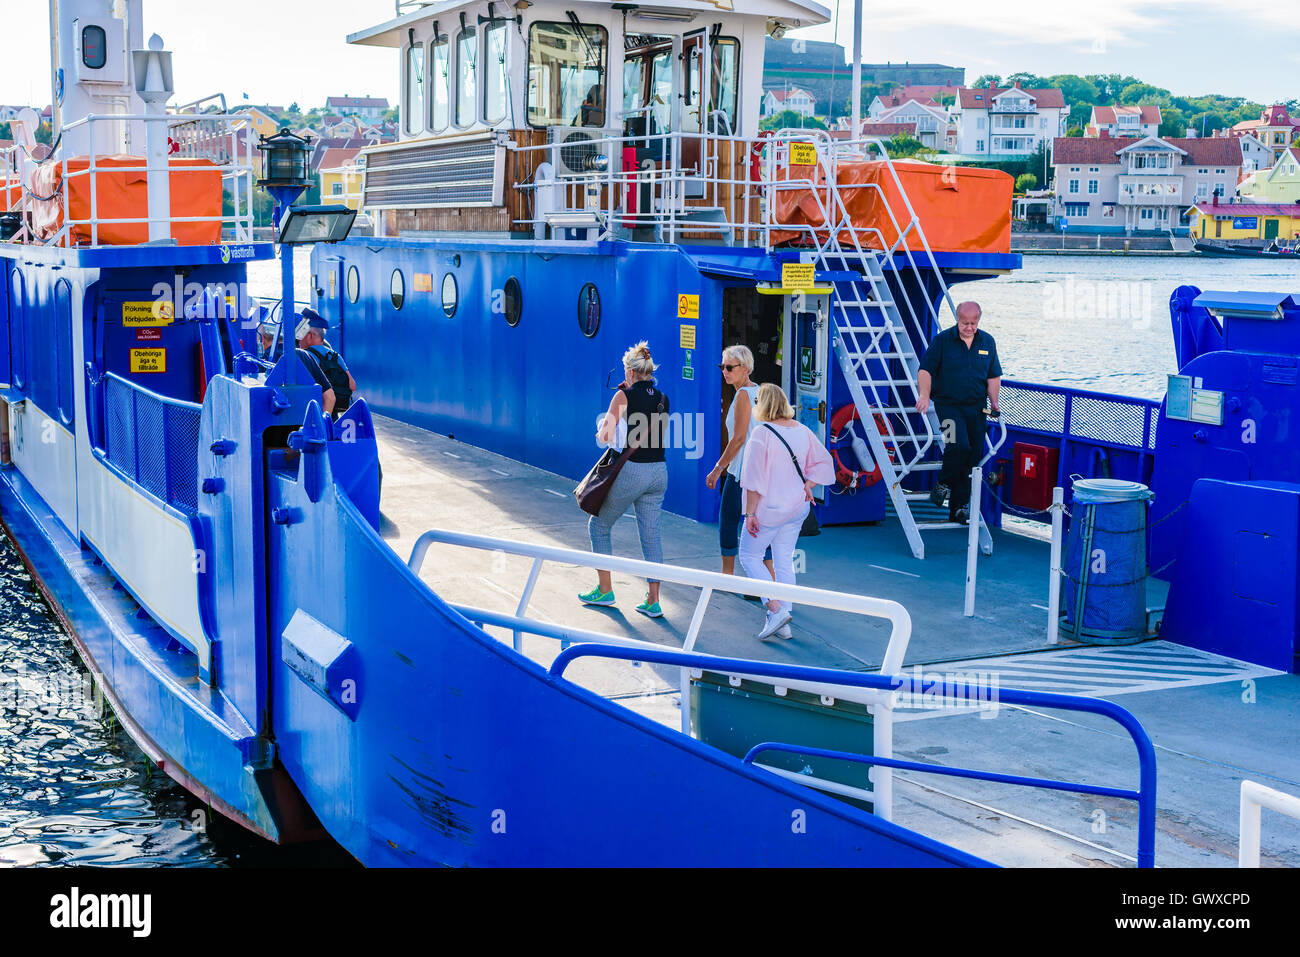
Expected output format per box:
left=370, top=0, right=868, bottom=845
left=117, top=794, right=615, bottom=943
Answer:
left=738, top=383, right=836, bottom=640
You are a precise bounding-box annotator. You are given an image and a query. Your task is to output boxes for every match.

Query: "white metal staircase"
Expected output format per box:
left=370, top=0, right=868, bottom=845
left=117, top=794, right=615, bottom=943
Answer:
left=765, top=133, right=997, bottom=559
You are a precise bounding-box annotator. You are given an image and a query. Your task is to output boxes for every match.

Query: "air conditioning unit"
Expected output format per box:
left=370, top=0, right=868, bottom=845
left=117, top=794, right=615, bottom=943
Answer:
left=547, top=127, right=621, bottom=178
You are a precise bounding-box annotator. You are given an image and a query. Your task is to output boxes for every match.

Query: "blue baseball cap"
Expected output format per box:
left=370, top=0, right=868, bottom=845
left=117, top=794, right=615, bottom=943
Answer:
left=294, top=307, right=329, bottom=340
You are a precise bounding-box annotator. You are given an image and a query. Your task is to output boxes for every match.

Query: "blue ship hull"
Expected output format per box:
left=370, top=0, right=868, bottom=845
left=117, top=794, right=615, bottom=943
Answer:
left=0, top=240, right=993, bottom=865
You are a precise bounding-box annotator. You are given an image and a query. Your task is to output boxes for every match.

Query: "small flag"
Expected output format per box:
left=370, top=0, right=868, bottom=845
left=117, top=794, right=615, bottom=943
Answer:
left=242, top=92, right=250, bottom=100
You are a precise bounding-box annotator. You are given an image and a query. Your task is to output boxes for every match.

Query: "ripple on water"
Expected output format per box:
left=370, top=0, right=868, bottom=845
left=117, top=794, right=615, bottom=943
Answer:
left=0, top=528, right=371, bottom=866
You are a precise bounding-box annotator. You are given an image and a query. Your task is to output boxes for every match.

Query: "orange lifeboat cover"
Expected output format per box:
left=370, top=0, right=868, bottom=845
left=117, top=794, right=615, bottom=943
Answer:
left=29, top=155, right=223, bottom=245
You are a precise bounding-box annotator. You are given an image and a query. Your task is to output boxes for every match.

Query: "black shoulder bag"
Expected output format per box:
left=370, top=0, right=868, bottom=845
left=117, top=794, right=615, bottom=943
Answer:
left=574, top=389, right=666, bottom=516
left=762, top=424, right=821, bottom=537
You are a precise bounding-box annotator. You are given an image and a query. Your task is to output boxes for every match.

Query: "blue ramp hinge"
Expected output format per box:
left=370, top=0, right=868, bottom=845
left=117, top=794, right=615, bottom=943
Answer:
left=201, top=477, right=225, bottom=494
left=270, top=389, right=291, bottom=412
left=287, top=430, right=326, bottom=454
left=209, top=439, right=237, bottom=456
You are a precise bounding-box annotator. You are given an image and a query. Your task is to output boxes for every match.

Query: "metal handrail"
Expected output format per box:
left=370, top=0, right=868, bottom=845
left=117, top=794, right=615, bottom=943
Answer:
left=1239, top=780, right=1300, bottom=868
left=550, top=643, right=1158, bottom=868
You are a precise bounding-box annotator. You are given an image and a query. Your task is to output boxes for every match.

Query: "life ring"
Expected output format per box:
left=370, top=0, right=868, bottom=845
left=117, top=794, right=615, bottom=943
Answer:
left=828, top=404, right=892, bottom=489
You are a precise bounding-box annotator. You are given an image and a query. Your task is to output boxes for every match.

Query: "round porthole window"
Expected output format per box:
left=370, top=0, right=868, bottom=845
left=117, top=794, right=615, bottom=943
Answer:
left=577, top=282, right=600, bottom=338
left=503, top=276, right=521, bottom=327
left=441, top=272, right=458, bottom=318
left=346, top=264, right=360, bottom=303
left=390, top=268, right=405, bottom=310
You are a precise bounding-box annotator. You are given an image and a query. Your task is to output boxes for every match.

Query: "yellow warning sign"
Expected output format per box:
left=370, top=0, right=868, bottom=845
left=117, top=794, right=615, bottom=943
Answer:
left=680, top=324, right=696, bottom=350
left=781, top=262, right=816, bottom=290
left=122, top=300, right=175, bottom=327
left=414, top=272, right=433, bottom=292
left=130, top=348, right=167, bottom=373
left=789, top=142, right=817, bottom=166
left=677, top=294, right=699, bottom=319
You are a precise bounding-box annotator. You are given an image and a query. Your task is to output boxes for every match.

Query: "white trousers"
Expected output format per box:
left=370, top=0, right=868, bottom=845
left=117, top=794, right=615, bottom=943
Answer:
left=738, top=504, right=807, bottom=614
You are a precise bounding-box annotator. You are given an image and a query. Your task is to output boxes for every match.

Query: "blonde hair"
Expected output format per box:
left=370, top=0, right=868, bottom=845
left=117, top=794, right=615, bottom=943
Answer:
left=754, top=382, right=795, bottom=422
left=721, top=344, right=754, bottom=373
left=622, top=340, right=657, bottom=377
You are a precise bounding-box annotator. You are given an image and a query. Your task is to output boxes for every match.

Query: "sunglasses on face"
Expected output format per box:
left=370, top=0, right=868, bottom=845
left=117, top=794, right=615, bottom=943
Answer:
left=719, top=363, right=738, bottom=372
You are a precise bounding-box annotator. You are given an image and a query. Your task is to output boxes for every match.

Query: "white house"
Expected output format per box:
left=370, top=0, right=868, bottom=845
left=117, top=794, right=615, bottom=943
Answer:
left=1052, top=134, right=1243, bottom=234
left=1087, top=105, right=1161, bottom=139
left=762, top=87, right=816, bottom=118
left=951, top=83, right=1068, bottom=158
left=325, top=95, right=390, bottom=123
left=1236, top=133, right=1272, bottom=177
left=868, top=98, right=951, bottom=150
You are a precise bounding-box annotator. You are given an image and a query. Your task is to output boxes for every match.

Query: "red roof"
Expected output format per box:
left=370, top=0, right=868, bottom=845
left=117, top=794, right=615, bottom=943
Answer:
left=1091, top=105, right=1162, bottom=126
left=1190, top=201, right=1300, bottom=216
left=859, top=122, right=917, bottom=137
left=959, top=85, right=1066, bottom=109
left=326, top=96, right=389, bottom=110
left=318, top=147, right=361, bottom=172
left=1052, top=136, right=1243, bottom=166
left=769, top=87, right=815, bottom=104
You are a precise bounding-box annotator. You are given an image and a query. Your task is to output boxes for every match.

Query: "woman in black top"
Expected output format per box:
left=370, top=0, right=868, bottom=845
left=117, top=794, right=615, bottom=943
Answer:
left=580, top=342, right=670, bottom=618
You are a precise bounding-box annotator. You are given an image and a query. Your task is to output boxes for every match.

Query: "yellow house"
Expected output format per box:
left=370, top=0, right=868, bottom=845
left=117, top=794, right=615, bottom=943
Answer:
left=318, top=147, right=364, bottom=210
left=1187, top=201, right=1300, bottom=242
left=1238, top=148, right=1300, bottom=204
left=231, top=106, right=281, bottom=141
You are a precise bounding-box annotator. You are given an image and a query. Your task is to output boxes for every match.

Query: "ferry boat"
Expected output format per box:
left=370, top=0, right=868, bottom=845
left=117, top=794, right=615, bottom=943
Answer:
left=1, top=0, right=1298, bottom=867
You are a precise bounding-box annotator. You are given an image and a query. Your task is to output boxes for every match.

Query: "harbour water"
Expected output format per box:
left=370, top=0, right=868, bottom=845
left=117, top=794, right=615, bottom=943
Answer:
left=0, top=251, right=1292, bottom=865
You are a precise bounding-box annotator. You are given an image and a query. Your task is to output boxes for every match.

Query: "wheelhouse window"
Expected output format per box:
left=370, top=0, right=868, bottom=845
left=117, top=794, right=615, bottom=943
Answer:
left=405, top=42, right=425, bottom=135
left=527, top=21, right=608, bottom=128
left=683, top=36, right=740, bottom=134
left=456, top=26, right=477, bottom=127
left=484, top=22, right=509, bottom=125
left=430, top=36, right=450, bottom=132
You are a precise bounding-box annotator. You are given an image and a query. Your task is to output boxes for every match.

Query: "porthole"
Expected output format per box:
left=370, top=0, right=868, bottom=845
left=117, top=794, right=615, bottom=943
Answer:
left=390, top=268, right=405, bottom=310
left=503, top=276, right=521, bottom=327
left=577, top=282, right=600, bottom=338
left=441, top=272, right=458, bottom=318
left=346, top=264, right=360, bottom=303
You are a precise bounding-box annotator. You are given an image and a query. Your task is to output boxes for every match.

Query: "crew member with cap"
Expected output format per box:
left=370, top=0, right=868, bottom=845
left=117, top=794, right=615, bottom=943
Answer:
left=291, top=311, right=336, bottom=415
left=915, top=301, right=1002, bottom=524
left=296, top=307, right=357, bottom=416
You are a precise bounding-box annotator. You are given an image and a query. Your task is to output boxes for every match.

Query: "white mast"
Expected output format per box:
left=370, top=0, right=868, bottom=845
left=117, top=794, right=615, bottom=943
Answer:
left=851, top=0, right=862, bottom=137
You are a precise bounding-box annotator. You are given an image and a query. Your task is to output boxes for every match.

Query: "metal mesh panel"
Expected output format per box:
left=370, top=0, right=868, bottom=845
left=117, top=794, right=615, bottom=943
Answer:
left=134, top=393, right=167, bottom=501
left=165, top=404, right=201, bottom=514
left=1069, top=395, right=1148, bottom=448
left=104, top=377, right=136, bottom=477
left=999, top=385, right=1066, bottom=433
left=365, top=139, right=496, bottom=169
left=364, top=139, right=497, bottom=208
left=100, top=375, right=202, bottom=516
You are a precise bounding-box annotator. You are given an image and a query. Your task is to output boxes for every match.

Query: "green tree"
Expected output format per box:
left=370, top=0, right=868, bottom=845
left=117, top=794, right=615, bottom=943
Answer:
left=1006, top=72, right=1046, bottom=89
left=880, top=133, right=932, bottom=159
left=760, top=109, right=827, bottom=132
left=1084, top=74, right=1141, bottom=104
left=1119, top=82, right=1169, bottom=105
left=35, top=122, right=52, bottom=146
left=1015, top=173, right=1038, bottom=193
left=973, top=74, right=1002, bottom=88
left=0, top=121, right=10, bottom=140
left=1158, top=106, right=1188, bottom=139
left=1050, top=74, right=1100, bottom=106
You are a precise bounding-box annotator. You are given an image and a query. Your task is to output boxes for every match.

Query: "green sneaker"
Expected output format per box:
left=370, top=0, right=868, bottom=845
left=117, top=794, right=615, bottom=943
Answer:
left=578, top=587, right=615, bottom=606
left=635, top=596, right=663, bottom=618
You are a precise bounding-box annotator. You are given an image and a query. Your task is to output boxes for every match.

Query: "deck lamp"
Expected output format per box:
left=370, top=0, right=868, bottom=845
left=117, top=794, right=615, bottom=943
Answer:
left=256, top=127, right=318, bottom=377
left=257, top=127, right=313, bottom=191
left=277, top=204, right=357, bottom=245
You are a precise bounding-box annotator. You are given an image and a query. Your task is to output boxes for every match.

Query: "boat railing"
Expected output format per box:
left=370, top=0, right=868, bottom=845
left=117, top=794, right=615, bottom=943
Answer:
left=999, top=379, right=1160, bottom=454
left=6, top=111, right=257, bottom=247
left=550, top=644, right=1157, bottom=868
left=1239, top=780, right=1300, bottom=867
left=406, top=526, right=911, bottom=815
left=102, top=372, right=203, bottom=516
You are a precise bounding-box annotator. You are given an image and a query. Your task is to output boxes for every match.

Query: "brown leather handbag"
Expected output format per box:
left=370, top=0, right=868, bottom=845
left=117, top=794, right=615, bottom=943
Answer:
left=574, top=390, right=665, bottom=516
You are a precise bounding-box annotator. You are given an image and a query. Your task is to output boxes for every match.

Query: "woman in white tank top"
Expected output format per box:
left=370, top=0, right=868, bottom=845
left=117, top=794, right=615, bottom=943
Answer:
left=706, top=345, right=773, bottom=580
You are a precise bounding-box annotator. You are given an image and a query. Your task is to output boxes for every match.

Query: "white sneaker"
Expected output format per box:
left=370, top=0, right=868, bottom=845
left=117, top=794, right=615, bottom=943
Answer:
left=758, top=608, right=793, bottom=640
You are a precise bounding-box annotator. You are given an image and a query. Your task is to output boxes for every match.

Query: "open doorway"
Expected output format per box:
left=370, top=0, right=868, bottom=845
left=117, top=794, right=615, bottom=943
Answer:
left=720, top=285, right=784, bottom=453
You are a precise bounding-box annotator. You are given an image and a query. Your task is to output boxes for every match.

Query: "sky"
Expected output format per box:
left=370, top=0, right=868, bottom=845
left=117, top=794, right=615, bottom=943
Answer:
left=0, top=0, right=1293, bottom=111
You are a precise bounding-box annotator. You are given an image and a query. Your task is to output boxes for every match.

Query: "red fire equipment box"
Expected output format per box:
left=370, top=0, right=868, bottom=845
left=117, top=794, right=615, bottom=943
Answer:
left=1012, top=442, right=1060, bottom=512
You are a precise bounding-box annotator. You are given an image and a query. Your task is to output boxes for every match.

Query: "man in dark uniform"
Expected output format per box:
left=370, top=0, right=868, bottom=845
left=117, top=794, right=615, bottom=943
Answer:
left=915, top=301, right=1002, bottom=524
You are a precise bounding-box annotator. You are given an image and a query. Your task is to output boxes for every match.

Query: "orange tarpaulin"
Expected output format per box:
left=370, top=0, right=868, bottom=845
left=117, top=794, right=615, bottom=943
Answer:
left=770, top=159, right=1012, bottom=255
left=29, top=155, right=222, bottom=245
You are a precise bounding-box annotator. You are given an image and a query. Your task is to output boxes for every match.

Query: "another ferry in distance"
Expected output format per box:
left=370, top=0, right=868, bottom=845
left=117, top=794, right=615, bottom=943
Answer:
left=1, top=0, right=1297, bottom=867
